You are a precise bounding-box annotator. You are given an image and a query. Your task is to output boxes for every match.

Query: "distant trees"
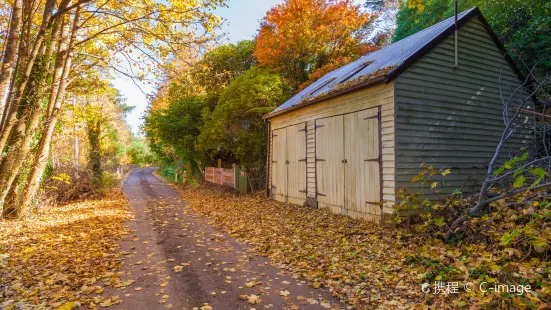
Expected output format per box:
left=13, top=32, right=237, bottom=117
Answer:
left=200, top=69, right=292, bottom=188
left=146, top=95, right=207, bottom=177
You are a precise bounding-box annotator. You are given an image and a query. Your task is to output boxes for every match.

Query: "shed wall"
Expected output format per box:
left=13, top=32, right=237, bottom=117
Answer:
left=269, top=82, right=395, bottom=214
left=394, top=17, right=534, bottom=193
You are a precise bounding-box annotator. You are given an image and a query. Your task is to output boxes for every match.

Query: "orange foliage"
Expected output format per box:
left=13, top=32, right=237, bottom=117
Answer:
left=298, top=42, right=383, bottom=91
left=297, top=56, right=352, bottom=91
left=255, top=0, right=376, bottom=88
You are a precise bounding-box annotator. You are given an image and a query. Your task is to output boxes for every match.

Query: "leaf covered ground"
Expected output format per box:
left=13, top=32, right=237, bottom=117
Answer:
left=177, top=183, right=550, bottom=309
left=0, top=191, right=133, bottom=309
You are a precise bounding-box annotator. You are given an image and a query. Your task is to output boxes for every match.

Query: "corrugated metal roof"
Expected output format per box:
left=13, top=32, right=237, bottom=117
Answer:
left=268, top=7, right=479, bottom=116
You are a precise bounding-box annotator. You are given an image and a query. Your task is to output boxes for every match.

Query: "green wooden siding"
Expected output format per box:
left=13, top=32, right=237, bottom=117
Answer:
left=394, top=17, right=534, bottom=193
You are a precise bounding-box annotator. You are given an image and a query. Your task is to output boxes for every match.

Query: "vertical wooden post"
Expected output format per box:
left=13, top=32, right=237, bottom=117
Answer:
left=175, top=170, right=178, bottom=184
left=217, top=159, right=222, bottom=168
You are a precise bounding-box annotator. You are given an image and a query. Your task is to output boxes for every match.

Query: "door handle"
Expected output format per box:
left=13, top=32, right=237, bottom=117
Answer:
left=342, top=159, right=347, bottom=163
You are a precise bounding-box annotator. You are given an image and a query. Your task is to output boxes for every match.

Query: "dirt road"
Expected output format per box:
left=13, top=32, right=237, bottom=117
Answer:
left=107, top=167, right=346, bottom=310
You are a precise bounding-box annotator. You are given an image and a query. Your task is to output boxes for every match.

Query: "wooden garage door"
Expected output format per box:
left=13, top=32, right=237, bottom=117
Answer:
left=315, top=115, right=344, bottom=211
left=287, top=123, right=307, bottom=201
left=271, top=128, right=287, bottom=201
left=344, top=107, right=381, bottom=217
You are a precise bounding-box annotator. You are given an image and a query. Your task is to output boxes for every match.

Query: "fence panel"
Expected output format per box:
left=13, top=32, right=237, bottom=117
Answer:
left=205, top=167, right=235, bottom=188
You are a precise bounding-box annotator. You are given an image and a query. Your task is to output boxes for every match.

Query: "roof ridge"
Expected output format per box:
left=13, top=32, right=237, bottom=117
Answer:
left=389, top=6, right=477, bottom=47
left=266, top=7, right=489, bottom=118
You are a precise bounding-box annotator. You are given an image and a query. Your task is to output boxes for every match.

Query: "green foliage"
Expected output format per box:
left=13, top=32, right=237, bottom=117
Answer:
left=393, top=163, right=461, bottom=230
left=199, top=68, right=292, bottom=188
left=493, top=152, right=528, bottom=176
left=393, top=0, right=551, bottom=76
left=146, top=95, right=207, bottom=177
left=100, top=171, right=120, bottom=189
left=192, top=40, right=256, bottom=105
left=393, top=0, right=450, bottom=42
left=126, top=138, right=156, bottom=166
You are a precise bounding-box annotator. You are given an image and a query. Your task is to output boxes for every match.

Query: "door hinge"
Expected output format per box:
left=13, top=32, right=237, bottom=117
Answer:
left=298, top=158, right=307, bottom=162
left=316, top=158, right=326, bottom=162
left=315, top=124, right=325, bottom=129
left=364, top=112, right=381, bottom=120
left=317, top=193, right=326, bottom=197
left=365, top=155, right=382, bottom=164
left=299, top=190, right=307, bottom=193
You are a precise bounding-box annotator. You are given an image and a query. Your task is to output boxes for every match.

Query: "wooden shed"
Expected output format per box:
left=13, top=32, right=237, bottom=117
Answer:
left=264, top=7, right=533, bottom=223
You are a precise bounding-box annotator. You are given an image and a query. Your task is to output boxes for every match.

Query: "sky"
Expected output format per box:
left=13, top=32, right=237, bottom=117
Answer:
left=112, top=0, right=284, bottom=135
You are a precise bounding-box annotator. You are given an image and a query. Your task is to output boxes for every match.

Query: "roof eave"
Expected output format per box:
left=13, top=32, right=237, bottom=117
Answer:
left=265, top=6, right=532, bottom=121
left=263, top=76, right=386, bottom=120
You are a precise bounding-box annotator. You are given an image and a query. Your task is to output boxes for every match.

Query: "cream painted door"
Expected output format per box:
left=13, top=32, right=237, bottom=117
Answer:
left=287, top=123, right=307, bottom=200
left=344, top=107, right=381, bottom=215
left=315, top=116, right=344, bottom=209
left=271, top=128, right=287, bottom=200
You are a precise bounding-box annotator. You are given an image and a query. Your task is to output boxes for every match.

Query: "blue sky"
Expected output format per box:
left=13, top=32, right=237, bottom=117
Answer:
left=113, top=0, right=284, bottom=135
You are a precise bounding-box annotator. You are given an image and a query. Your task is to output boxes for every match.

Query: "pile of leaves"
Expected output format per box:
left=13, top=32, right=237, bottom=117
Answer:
left=0, top=190, right=133, bottom=309
left=177, top=183, right=550, bottom=309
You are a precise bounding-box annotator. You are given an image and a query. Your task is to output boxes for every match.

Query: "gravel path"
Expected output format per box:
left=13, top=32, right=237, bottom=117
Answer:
left=104, top=167, right=347, bottom=310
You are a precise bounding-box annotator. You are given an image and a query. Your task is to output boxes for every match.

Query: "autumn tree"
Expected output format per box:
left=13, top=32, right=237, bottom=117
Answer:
left=145, top=40, right=260, bottom=174
left=0, top=0, right=225, bottom=217
left=199, top=69, right=292, bottom=188
left=255, top=0, right=376, bottom=88
left=192, top=40, right=256, bottom=106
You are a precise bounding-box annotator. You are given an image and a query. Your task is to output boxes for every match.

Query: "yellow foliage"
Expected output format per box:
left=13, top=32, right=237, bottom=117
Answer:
left=174, top=184, right=551, bottom=309
left=0, top=191, right=132, bottom=308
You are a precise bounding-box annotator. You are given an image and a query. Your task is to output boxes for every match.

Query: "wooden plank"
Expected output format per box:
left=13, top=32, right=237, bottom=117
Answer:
left=344, top=107, right=380, bottom=213
left=316, top=115, right=344, bottom=208
left=269, top=83, right=394, bottom=130
left=271, top=128, right=287, bottom=198
left=287, top=123, right=307, bottom=200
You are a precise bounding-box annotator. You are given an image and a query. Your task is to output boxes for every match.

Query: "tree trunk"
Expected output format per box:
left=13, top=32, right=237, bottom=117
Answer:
left=0, top=53, right=50, bottom=217
left=18, top=6, right=79, bottom=215
left=88, top=121, right=102, bottom=186
left=0, top=0, right=23, bottom=133
left=0, top=2, right=62, bottom=215
left=74, top=125, right=79, bottom=177
left=0, top=0, right=56, bottom=154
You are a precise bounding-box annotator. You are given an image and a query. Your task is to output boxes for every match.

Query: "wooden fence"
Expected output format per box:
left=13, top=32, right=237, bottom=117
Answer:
left=205, top=167, right=235, bottom=188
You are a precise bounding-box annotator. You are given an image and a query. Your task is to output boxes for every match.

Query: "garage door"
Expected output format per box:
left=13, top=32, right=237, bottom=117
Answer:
left=286, top=123, right=307, bottom=202
left=271, top=128, right=287, bottom=201
left=315, top=115, right=344, bottom=212
left=345, top=108, right=381, bottom=217
left=271, top=124, right=307, bottom=203
left=315, top=107, right=381, bottom=218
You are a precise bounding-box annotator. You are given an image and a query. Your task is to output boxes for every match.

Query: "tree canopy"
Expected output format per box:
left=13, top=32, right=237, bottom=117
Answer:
left=255, top=0, right=376, bottom=88
left=199, top=68, right=292, bottom=187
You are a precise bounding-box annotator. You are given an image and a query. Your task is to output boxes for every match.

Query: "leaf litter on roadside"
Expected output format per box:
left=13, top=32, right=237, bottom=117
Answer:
left=0, top=190, right=133, bottom=309
left=176, top=183, right=551, bottom=309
